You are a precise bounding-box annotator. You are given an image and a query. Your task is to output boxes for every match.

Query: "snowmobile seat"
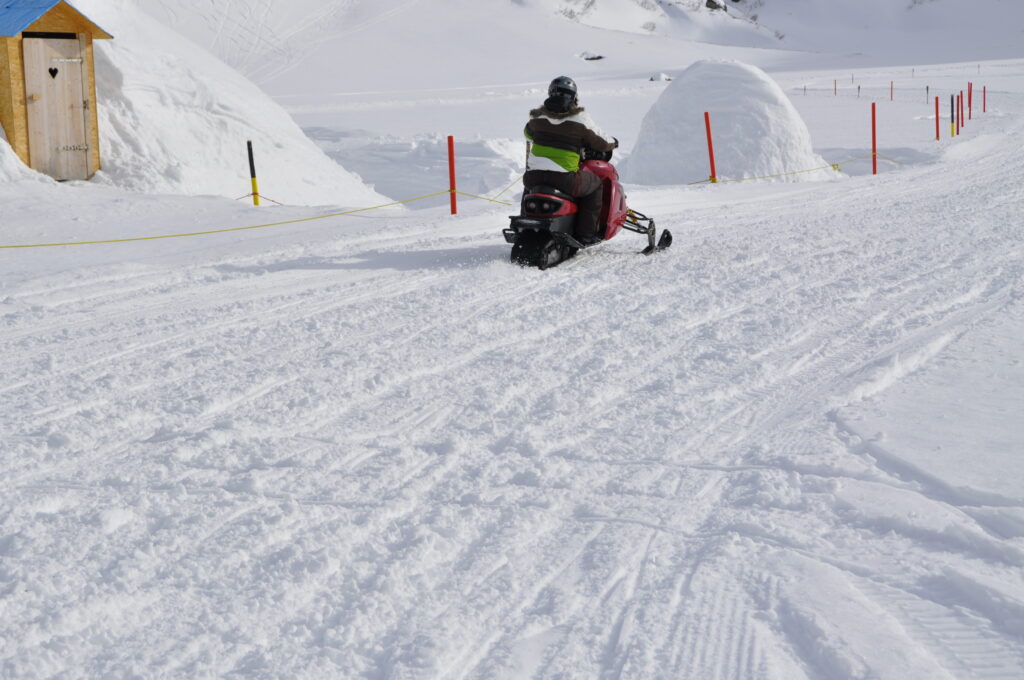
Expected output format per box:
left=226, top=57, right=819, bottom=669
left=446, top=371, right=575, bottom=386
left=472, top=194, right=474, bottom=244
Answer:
left=527, top=185, right=573, bottom=201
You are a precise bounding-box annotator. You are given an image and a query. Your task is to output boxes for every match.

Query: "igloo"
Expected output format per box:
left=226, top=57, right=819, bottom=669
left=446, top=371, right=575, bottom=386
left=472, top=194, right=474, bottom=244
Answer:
left=621, top=60, right=831, bottom=185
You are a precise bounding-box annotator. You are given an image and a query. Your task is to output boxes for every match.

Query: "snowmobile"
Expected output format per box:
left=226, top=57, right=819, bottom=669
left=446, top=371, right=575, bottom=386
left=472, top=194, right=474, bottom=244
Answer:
left=503, top=150, right=672, bottom=269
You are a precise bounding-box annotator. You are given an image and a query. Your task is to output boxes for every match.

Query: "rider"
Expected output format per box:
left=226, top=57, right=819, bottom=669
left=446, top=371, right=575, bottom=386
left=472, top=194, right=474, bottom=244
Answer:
left=524, top=76, right=618, bottom=244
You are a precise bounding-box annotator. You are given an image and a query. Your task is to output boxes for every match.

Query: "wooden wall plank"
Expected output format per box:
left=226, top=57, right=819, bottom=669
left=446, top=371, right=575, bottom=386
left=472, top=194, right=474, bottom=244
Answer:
left=85, top=35, right=99, bottom=174
left=0, top=37, right=30, bottom=166
left=0, top=38, right=14, bottom=145
left=23, top=38, right=51, bottom=174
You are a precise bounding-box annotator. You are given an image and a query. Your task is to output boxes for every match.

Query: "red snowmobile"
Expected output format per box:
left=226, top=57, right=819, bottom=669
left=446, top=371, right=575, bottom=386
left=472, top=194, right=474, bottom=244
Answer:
left=504, top=151, right=672, bottom=269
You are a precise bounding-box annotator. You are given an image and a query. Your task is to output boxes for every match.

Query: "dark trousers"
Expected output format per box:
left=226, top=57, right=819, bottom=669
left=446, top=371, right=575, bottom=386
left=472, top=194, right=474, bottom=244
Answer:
left=524, top=169, right=603, bottom=240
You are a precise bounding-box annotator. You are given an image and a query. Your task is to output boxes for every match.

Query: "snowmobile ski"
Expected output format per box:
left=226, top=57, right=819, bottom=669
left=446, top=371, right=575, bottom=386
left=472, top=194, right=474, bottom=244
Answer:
left=624, top=210, right=672, bottom=256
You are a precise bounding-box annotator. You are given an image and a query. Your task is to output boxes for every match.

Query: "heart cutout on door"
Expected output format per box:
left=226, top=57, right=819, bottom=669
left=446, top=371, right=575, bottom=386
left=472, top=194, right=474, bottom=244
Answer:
left=48, top=67, right=59, bottom=79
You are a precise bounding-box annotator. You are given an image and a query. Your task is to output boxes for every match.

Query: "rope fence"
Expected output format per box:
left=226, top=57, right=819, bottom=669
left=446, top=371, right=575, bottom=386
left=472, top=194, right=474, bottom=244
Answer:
left=0, top=148, right=914, bottom=251
left=684, top=153, right=904, bottom=186
left=0, top=190, right=456, bottom=250
left=1, top=74, right=984, bottom=251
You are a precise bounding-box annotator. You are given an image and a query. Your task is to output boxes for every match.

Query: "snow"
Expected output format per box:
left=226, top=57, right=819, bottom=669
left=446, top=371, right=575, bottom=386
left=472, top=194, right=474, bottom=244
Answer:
left=621, top=60, right=830, bottom=185
left=306, top=131, right=524, bottom=212
left=839, top=306, right=1024, bottom=505
left=0, top=127, right=47, bottom=184
left=1, top=1, right=1023, bottom=678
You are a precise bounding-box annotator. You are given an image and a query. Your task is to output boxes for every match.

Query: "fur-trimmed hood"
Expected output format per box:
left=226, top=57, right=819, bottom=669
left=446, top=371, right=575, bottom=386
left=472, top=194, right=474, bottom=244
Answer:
left=530, top=105, right=586, bottom=119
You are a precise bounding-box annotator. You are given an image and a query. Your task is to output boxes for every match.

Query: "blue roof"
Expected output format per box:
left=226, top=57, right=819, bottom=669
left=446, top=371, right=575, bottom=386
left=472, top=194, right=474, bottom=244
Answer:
left=0, top=1, right=60, bottom=37
left=0, top=1, right=111, bottom=39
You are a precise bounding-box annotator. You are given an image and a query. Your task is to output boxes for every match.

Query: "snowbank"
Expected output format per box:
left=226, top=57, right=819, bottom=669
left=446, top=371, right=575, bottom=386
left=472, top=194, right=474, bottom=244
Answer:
left=621, top=60, right=830, bottom=185
left=65, top=0, right=387, bottom=207
left=0, top=128, right=49, bottom=184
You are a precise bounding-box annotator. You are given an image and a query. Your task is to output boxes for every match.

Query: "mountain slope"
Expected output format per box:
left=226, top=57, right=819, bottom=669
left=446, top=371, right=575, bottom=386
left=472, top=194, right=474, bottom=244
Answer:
left=136, top=0, right=1024, bottom=99
left=727, top=0, right=1024, bottom=59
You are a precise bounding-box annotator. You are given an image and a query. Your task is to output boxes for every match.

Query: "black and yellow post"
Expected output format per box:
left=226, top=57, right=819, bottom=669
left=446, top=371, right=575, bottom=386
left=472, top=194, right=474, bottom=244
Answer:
left=247, top=140, right=260, bottom=206
left=950, top=95, right=955, bottom=137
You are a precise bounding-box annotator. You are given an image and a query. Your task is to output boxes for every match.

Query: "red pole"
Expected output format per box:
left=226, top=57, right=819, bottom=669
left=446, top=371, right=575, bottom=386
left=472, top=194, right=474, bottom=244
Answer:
left=968, top=82, right=973, bottom=120
left=935, top=96, right=940, bottom=141
left=872, top=102, right=878, bottom=175
left=447, top=135, right=457, bottom=215
left=959, top=91, right=964, bottom=132
left=704, top=112, right=718, bottom=183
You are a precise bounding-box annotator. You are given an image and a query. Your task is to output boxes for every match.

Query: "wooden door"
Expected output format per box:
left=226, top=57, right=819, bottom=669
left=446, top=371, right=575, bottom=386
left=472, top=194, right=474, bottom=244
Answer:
left=23, top=36, right=91, bottom=181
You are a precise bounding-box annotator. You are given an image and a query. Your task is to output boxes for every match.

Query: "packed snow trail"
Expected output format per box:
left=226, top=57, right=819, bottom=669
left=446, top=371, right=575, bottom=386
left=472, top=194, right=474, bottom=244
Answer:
left=3, top=102, right=1024, bottom=680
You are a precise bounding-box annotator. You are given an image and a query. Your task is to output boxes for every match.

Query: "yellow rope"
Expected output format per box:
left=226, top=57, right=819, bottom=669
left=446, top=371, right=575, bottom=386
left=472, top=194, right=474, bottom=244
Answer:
left=455, top=190, right=514, bottom=207
left=0, top=190, right=453, bottom=249
left=874, top=153, right=904, bottom=165
left=0, top=154, right=905, bottom=250
left=491, top=174, right=525, bottom=199
left=714, top=164, right=838, bottom=184
left=695, top=154, right=883, bottom=185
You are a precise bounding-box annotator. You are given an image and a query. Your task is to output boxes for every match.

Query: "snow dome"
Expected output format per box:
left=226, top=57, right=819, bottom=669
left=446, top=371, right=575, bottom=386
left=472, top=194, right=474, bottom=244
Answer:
left=621, top=60, right=831, bottom=185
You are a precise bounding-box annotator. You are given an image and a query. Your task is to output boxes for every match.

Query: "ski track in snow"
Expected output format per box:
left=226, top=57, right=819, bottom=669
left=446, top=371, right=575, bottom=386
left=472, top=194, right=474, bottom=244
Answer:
left=3, top=81, right=1024, bottom=680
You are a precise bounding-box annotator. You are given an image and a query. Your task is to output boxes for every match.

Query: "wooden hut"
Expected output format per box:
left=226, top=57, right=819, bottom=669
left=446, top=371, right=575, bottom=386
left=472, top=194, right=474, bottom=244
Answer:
left=0, top=1, right=111, bottom=180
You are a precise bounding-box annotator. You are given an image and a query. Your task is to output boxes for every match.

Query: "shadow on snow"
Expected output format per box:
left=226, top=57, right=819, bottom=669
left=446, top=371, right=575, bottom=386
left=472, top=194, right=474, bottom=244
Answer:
left=215, top=245, right=509, bottom=275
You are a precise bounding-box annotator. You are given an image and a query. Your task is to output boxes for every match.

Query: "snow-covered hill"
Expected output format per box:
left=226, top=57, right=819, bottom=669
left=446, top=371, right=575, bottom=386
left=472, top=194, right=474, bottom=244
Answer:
left=531, top=0, right=774, bottom=44
left=137, top=0, right=1024, bottom=92
left=134, top=0, right=772, bottom=83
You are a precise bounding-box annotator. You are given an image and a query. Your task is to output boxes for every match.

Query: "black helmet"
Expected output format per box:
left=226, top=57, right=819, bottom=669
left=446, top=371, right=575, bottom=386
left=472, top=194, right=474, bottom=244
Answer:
left=548, top=76, right=578, bottom=99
